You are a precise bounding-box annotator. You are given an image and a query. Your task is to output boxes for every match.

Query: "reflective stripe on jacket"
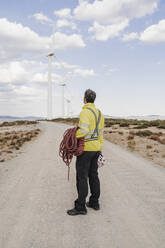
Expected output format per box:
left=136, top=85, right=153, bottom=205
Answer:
left=76, top=103, right=104, bottom=151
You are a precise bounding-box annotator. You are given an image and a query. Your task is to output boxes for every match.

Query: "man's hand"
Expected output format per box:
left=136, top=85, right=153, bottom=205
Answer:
left=98, top=151, right=102, bottom=156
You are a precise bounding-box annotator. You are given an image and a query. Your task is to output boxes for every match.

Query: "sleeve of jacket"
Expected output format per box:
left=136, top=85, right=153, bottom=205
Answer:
left=76, top=109, right=90, bottom=138
left=98, top=114, right=104, bottom=150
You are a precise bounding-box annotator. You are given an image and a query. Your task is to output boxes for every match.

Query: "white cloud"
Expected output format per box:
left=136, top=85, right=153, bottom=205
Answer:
left=122, top=32, right=139, bottom=41
left=31, top=72, right=63, bottom=84
left=14, top=85, right=39, bottom=97
left=0, top=61, right=28, bottom=83
left=74, top=0, right=158, bottom=40
left=51, top=32, right=85, bottom=49
left=103, top=65, right=119, bottom=75
left=54, top=8, right=77, bottom=30
left=0, top=18, right=85, bottom=60
left=88, top=20, right=129, bottom=41
left=0, top=60, right=49, bottom=115
left=140, top=20, right=165, bottom=43
left=73, top=68, right=95, bottom=77
left=33, top=12, right=52, bottom=23
left=56, top=19, right=77, bottom=30
left=156, top=61, right=163, bottom=65
left=74, top=0, right=159, bottom=25
left=0, top=59, right=95, bottom=88
left=52, top=61, right=95, bottom=78
left=0, top=58, right=96, bottom=116
left=54, top=8, right=72, bottom=19
left=53, top=61, right=78, bottom=70
left=0, top=18, right=50, bottom=59
left=107, top=68, right=118, bottom=74
left=0, top=60, right=63, bottom=85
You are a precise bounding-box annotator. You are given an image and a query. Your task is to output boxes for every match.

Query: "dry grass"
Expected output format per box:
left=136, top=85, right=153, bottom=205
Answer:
left=146, top=145, right=152, bottom=149
left=127, top=135, right=134, bottom=140
left=0, top=120, right=39, bottom=127
left=128, top=140, right=136, bottom=151
left=103, top=120, right=165, bottom=167
left=51, top=117, right=165, bottom=167
left=0, top=129, right=41, bottom=162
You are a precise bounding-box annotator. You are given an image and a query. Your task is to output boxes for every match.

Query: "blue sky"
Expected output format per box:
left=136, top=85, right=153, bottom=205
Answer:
left=0, top=0, right=165, bottom=117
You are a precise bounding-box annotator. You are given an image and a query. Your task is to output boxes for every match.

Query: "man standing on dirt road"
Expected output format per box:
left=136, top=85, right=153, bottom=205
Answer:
left=67, top=89, right=104, bottom=216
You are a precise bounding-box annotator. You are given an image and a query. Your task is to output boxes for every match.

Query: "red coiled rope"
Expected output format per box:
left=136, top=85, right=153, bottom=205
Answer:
left=59, top=127, right=84, bottom=180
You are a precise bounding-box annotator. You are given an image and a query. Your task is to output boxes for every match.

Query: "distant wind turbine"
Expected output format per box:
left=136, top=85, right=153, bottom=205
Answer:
left=56, top=82, right=66, bottom=118
left=31, top=51, right=55, bottom=120
left=31, top=51, right=73, bottom=119
left=65, top=97, right=71, bottom=117
left=46, top=52, right=54, bottom=120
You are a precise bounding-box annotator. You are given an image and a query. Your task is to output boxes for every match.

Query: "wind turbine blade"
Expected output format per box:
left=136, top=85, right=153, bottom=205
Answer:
left=30, top=53, right=48, bottom=60
left=30, top=51, right=55, bottom=60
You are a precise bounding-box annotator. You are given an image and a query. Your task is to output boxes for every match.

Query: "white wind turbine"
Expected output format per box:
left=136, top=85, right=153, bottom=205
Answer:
left=31, top=51, right=55, bottom=120
left=44, top=52, right=68, bottom=120
left=56, top=82, right=66, bottom=118
left=46, top=52, right=54, bottom=120
left=31, top=51, right=73, bottom=119
left=65, top=97, right=71, bottom=117
left=53, top=56, right=74, bottom=118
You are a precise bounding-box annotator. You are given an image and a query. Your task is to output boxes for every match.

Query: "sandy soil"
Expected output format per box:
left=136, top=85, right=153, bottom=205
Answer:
left=104, top=125, right=165, bottom=167
left=0, top=121, right=165, bottom=248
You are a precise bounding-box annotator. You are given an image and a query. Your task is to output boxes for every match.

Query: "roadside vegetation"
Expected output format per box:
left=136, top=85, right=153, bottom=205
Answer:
left=50, top=118, right=79, bottom=125
left=51, top=117, right=165, bottom=167
left=104, top=119, right=165, bottom=129
left=0, top=120, right=39, bottom=127
left=0, top=120, right=41, bottom=162
left=51, top=117, right=165, bottom=130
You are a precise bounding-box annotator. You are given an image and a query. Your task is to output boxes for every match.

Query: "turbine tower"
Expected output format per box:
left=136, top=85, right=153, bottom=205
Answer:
left=47, top=52, right=54, bottom=120
left=58, top=83, right=66, bottom=118
left=65, top=98, right=71, bottom=117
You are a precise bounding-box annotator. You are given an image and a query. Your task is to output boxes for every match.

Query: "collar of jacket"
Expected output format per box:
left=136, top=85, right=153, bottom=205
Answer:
left=83, top=103, right=95, bottom=109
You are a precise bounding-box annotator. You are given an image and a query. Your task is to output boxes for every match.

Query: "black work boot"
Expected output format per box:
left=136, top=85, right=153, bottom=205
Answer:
left=67, top=208, right=87, bottom=216
left=86, top=202, right=100, bottom=210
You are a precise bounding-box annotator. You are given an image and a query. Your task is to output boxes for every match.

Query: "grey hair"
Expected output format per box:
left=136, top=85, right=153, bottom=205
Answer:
left=84, top=89, right=96, bottom=103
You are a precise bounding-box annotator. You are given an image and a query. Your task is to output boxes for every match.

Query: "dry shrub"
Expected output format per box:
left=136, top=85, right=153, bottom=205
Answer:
left=150, top=132, right=163, bottom=137
left=158, top=125, right=165, bottom=129
left=120, top=123, right=129, bottom=127
left=112, top=126, right=118, bottom=130
left=105, top=122, right=112, bottom=127
left=154, top=149, right=159, bottom=153
left=160, top=138, right=165, bottom=145
left=128, top=140, right=136, bottom=151
left=129, top=130, right=135, bottom=135
left=0, top=120, right=38, bottom=127
left=134, top=123, right=150, bottom=129
left=0, top=129, right=41, bottom=154
left=150, top=135, right=165, bottom=144
left=136, top=130, right=152, bottom=137
left=150, top=135, right=160, bottom=142
left=105, top=122, right=112, bottom=128
left=127, top=135, right=134, bottom=140
left=118, top=131, right=123, bottom=135
left=146, top=145, right=152, bottom=149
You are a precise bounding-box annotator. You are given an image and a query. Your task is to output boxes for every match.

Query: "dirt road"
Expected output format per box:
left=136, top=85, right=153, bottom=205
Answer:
left=0, top=121, right=165, bottom=248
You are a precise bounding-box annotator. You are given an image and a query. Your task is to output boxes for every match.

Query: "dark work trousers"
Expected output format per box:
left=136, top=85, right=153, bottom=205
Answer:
left=74, top=151, right=100, bottom=211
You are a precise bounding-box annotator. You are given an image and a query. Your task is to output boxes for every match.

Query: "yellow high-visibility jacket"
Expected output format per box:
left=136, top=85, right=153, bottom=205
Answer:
left=76, top=103, right=104, bottom=151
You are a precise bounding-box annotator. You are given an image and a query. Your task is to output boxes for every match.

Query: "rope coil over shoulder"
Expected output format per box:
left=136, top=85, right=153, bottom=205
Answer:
left=59, top=127, right=84, bottom=180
